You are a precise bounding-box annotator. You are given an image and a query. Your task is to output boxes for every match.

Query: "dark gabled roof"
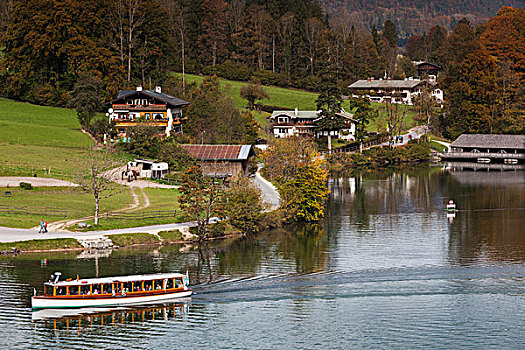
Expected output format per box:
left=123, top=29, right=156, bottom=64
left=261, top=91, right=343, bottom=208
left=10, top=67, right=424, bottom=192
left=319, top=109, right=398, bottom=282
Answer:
left=414, top=61, right=442, bottom=69
left=181, top=145, right=253, bottom=161
left=314, top=111, right=355, bottom=123
left=270, top=110, right=355, bottom=122
left=113, top=90, right=190, bottom=107
left=451, top=134, right=525, bottom=150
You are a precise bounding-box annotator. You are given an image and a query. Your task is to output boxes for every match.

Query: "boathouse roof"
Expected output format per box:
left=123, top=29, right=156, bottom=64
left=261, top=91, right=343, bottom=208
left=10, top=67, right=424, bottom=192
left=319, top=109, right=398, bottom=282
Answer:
left=181, top=144, right=253, bottom=161
left=451, top=134, right=525, bottom=150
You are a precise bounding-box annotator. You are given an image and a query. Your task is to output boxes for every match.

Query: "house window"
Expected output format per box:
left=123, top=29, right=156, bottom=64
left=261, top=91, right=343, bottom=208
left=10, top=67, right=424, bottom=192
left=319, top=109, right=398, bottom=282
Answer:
left=142, top=99, right=147, bottom=105
left=278, top=117, right=289, bottom=123
left=145, top=113, right=151, bottom=119
left=149, top=99, right=155, bottom=105
left=134, top=99, right=140, bottom=105
left=127, top=99, right=133, bottom=105
left=278, top=128, right=287, bottom=134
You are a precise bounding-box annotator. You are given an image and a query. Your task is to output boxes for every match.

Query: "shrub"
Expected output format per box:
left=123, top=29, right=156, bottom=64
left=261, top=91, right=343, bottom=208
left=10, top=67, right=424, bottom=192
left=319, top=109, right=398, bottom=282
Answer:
left=158, top=230, right=183, bottom=243
left=251, top=70, right=289, bottom=87
left=107, top=233, right=159, bottom=247
left=19, top=182, right=33, bottom=190
left=203, top=60, right=252, bottom=81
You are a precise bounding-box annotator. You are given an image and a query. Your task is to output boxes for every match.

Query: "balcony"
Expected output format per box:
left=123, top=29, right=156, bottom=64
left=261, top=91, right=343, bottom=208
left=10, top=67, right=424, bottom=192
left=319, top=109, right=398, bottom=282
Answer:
left=112, top=104, right=167, bottom=111
left=114, top=120, right=168, bottom=127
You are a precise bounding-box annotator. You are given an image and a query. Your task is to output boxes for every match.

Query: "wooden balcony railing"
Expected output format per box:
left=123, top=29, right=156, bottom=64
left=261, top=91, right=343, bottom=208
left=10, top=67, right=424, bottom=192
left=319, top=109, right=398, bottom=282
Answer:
left=112, top=104, right=167, bottom=111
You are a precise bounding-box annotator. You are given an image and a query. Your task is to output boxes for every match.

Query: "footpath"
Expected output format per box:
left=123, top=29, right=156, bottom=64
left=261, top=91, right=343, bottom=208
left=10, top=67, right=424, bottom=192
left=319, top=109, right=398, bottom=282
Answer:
left=0, top=219, right=219, bottom=244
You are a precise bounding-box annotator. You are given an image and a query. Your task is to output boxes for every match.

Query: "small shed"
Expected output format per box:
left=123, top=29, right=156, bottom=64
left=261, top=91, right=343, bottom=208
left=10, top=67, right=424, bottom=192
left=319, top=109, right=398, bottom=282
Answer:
left=128, top=159, right=169, bottom=179
left=181, top=144, right=254, bottom=180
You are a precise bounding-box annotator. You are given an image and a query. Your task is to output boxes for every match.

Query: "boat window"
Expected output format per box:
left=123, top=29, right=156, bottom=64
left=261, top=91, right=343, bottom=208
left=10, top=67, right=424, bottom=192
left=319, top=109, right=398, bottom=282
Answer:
left=144, top=280, right=153, bottom=291
left=166, top=279, right=173, bottom=289
left=153, top=280, right=163, bottom=290
left=133, top=281, right=142, bottom=292
left=81, top=285, right=91, bottom=295
left=56, top=286, right=67, bottom=295
left=114, top=283, right=122, bottom=294
left=70, top=286, right=80, bottom=295
left=174, top=278, right=183, bottom=288
left=123, top=282, right=133, bottom=293
left=45, top=285, right=54, bottom=295
left=102, top=284, right=112, bottom=294
left=92, top=284, right=101, bottom=294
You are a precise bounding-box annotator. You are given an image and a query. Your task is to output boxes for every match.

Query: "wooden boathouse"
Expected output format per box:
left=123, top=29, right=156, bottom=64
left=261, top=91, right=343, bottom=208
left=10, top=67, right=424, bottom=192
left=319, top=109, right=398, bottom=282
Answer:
left=441, top=134, right=525, bottom=164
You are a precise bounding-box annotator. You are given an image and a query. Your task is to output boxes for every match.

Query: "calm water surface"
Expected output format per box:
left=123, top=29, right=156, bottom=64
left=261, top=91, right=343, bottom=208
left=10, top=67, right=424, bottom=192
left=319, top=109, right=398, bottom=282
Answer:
left=1, top=166, right=524, bottom=349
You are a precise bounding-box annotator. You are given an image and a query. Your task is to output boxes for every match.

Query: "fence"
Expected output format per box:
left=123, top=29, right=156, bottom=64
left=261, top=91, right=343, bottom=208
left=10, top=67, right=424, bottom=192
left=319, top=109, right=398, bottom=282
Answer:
left=101, top=209, right=181, bottom=220
left=0, top=205, right=67, bottom=217
left=321, top=135, right=389, bottom=155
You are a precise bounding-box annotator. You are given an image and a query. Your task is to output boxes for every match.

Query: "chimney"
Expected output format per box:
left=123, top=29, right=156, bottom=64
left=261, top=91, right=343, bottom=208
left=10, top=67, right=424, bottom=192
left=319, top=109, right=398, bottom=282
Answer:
left=155, top=86, right=162, bottom=94
left=294, top=107, right=298, bottom=116
left=136, top=86, right=142, bottom=91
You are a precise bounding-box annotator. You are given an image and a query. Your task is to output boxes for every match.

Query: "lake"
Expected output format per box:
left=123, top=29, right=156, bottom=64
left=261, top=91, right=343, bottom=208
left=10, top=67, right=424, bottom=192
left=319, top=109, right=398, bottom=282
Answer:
left=1, top=166, right=524, bottom=349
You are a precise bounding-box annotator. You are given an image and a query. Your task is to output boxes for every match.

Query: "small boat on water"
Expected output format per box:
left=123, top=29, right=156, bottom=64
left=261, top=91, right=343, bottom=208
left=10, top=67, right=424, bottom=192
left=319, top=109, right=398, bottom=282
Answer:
left=32, top=272, right=192, bottom=310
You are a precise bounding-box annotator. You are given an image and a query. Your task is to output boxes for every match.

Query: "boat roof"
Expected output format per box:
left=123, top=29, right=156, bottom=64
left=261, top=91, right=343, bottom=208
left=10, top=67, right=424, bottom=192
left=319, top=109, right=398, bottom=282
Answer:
left=46, top=273, right=185, bottom=287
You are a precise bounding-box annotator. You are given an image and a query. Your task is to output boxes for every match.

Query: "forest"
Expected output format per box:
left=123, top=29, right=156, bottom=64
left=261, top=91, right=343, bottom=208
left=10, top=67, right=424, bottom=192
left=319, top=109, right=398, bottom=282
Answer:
left=0, top=0, right=523, bottom=139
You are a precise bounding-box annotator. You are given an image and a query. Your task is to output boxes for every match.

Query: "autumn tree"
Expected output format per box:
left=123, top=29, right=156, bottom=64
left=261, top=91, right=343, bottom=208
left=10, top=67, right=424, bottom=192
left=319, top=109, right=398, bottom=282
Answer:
left=441, top=20, right=499, bottom=139
left=261, top=138, right=329, bottom=222
left=179, top=166, right=223, bottom=242
left=75, top=147, right=122, bottom=225
left=223, top=177, right=263, bottom=235
left=240, top=84, right=270, bottom=109
left=199, top=0, right=228, bottom=67
left=304, top=17, right=324, bottom=76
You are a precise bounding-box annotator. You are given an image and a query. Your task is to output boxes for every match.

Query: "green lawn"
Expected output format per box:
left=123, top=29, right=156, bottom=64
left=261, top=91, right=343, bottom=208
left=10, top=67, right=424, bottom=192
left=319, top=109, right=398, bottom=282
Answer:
left=179, top=73, right=319, bottom=110
left=0, top=186, right=134, bottom=228
left=0, top=98, right=92, bottom=177
left=70, top=187, right=185, bottom=231
left=142, top=187, right=181, bottom=211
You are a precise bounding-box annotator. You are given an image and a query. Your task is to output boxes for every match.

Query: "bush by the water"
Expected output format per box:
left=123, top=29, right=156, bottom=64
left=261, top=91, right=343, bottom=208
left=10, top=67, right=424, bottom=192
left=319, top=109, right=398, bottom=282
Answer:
left=328, top=141, right=431, bottom=171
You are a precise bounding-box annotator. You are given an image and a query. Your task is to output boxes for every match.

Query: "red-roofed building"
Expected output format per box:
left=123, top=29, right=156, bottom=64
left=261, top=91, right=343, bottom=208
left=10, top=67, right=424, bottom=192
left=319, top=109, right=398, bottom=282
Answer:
left=181, top=144, right=254, bottom=180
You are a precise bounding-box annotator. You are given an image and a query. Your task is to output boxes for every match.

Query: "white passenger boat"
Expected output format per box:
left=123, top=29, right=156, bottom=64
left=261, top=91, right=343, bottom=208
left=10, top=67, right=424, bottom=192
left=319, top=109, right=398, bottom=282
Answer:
left=32, top=272, right=192, bottom=309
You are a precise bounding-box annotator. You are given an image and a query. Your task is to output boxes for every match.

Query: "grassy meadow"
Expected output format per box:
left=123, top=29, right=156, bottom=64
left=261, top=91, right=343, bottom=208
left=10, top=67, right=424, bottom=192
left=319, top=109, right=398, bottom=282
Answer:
left=0, top=186, right=134, bottom=228
left=0, top=98, right=92, bottom=177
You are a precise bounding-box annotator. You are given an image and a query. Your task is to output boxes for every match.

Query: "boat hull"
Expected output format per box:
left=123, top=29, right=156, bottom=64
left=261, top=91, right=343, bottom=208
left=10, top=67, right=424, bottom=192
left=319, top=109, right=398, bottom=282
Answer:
left=32, top=290, right=192, bottom=309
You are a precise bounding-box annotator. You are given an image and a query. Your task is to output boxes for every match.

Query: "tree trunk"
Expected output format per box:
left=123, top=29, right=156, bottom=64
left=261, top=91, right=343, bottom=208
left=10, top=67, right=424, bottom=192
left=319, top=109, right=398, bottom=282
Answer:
left=128, top=30, right=132, bottom=83
left=181, top=29, right=185, bottom=95
left=327, top=134, right=332, bottom=154
left=272, top=35, right=275, bottom=73
left=94, top=195, right=99, bottom=225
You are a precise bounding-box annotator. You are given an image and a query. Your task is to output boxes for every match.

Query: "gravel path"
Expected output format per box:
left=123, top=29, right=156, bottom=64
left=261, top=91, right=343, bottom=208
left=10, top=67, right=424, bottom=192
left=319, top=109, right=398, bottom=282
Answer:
left=252, top=166, right=281, bottom=211
left=0, top=177, right=78, bottom=187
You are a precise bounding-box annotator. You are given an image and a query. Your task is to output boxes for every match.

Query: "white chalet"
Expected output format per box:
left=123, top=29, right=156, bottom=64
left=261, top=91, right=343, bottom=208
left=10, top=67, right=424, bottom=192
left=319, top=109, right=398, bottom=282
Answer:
left=348, top=77, right=443, bottom=105
left=270, top=108, right=356, bottom=141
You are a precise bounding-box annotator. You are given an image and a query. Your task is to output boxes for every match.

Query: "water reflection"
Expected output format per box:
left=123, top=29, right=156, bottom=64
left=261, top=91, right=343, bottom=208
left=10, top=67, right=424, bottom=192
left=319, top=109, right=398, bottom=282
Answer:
left=33, top=304, right=188, bottom=327
left=1, top=166, right=525, bottom=349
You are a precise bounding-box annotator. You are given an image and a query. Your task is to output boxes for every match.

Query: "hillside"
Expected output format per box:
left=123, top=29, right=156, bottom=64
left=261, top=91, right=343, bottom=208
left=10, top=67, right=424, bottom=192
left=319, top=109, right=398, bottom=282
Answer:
left=0, top=98, right=91, bottom=177
left=322, top=0, right=524, bottom=43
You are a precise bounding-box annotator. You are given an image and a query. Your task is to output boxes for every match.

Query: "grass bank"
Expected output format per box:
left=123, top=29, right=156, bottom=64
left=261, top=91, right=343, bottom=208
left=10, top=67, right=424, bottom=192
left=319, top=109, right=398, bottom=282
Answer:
left=0, top=238, right=82, bottom=252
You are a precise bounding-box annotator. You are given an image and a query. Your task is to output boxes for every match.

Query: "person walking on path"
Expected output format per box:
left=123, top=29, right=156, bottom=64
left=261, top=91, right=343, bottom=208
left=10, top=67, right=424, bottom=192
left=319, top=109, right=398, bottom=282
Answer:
left=39, top=220, right=44, bottom=233
left=43, top=220, right=48, bottom=233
